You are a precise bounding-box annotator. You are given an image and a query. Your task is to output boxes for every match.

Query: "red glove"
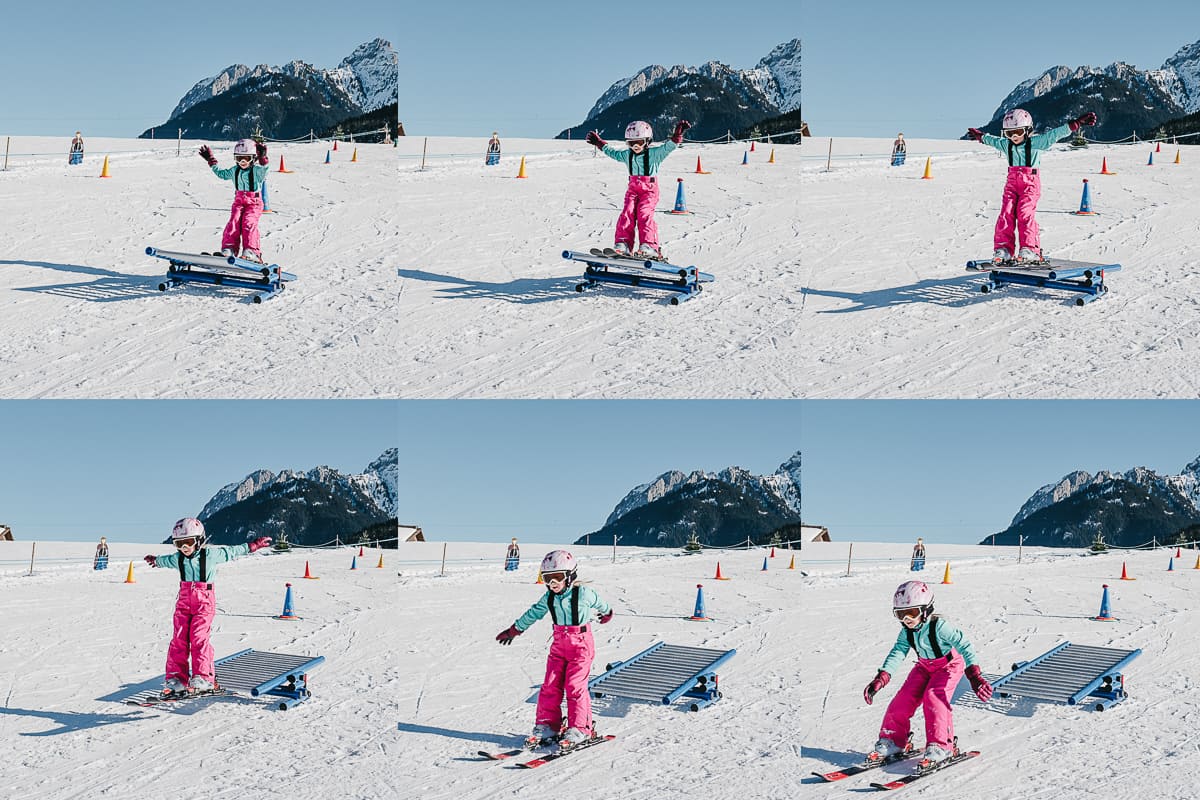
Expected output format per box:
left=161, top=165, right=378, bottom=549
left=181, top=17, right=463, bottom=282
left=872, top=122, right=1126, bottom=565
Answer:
left=863, top=670, right=890, bottom=705
left=255, top=140, right=269, bottom=165
left=599, top=609, right=613, bottom=624
left=965, top=664, right=993, bottom=702
left=198, top=145, right=217, bottom=166
left=671, top=120, right=692, bottom=144
left=967, top=128, right=984, bottom=142
left=144, top=555, right=158, bottom=567
left=496, top=624, right=522, bottom=645
left=1069, top=112, right=1097, bottom=132
left=585, top=130, right=607, bottom=150
left=248, top=537, right=272, bottom=553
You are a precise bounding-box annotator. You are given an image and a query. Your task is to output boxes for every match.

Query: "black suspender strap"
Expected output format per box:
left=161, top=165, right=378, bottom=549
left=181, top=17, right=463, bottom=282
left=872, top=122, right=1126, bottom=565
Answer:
left=546, top=586, right=580, bottom=625
left=235, top=165, right=258, bottom=192
left=1007, top=138, right=1033, bottom=167
left=627, top=148, right=651, bottom=176
left=178, top=547, right=207, bottom=582
left=178, top=553, right=185, bottom=582
left=904, top=617, right=945, bottom=660
left=547, top=591, right=558, bottom=624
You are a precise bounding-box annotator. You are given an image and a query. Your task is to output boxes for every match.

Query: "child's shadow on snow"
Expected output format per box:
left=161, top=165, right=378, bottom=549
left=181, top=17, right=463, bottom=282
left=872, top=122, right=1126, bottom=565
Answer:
left=0, top=706, right=145, bottom=736
left=1, top=259, right=161, bottom=302
left=397, top=268, right=579, bottom=305
left=803, top=274, right=996, bottom=312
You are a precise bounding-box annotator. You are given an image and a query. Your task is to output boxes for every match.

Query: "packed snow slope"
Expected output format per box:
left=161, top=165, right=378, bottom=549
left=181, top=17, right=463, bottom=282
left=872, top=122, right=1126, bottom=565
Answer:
left=0, top=540, right=400, bottom=800
left=0, top=137, right=397, bottom=398
left=801, top=137, right=1200, bottom=397
left=394, top=137, right=800, bottom=398
left=801, top=540, right=1200, bottom=798
left=392, top=540, right=801, bottom=799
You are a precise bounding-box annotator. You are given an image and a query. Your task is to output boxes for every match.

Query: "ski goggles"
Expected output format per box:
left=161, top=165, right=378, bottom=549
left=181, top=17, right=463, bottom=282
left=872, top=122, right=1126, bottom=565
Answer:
left=893, top=606, right=924, bottom=621
left=174, top=537, right=199, bottom=549
left=235, top=156, right=254, bottom=163
left=626, top=140, right=647, bottom=149
left=1003, top=129, right=1027, bottom=139
left=542, top=571, right=569, bottom=584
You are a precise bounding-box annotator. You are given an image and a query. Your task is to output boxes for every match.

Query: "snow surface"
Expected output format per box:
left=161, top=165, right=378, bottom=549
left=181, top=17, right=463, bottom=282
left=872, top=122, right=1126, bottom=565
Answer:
left=0, top=540, right=800, bottom=799
left=801, top=540, right=1200, bottom=797
left=0, top=136, right=797, bottom=398
left=800, top=137, right=1200, bottom=397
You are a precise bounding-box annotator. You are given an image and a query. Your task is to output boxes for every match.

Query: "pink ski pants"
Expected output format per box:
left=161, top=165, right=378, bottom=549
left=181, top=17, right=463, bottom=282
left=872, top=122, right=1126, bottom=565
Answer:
left=222, top=190, right=263, bottom=254
left=165, top=581, right=217, bottom=683
left=534, top=625, right=596, bottom=733
left=993, top=166, right=1042, bottom=254
left=615, top=176, right=660, bottom=249
left=878, top=652, right=965, bottom=749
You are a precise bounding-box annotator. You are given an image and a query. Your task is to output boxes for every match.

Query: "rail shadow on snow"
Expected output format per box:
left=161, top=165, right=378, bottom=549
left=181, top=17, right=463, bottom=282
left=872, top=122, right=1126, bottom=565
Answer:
left=802, top=274, right=993, bottom=313
left=0, top=706, right=143, bottom=736
left=396, top=721, right=516, bottom=747
left=2, top=259, right=161, bottom=302
left=396, top=269, right=577, bottom=305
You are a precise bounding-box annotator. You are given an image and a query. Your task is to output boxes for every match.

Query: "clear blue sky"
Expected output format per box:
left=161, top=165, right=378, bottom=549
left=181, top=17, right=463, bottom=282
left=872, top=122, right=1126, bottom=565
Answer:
left=396, top=401, right=800, bottom=542
left=398, top=0, right=800, bottom=137
left=805, top=2, right=1200, bottom=138
left=0, top=1, right=394, bottom=136
left=0, top=402, right=396, bottom=543
left=802, top=401, right=1200, bottom=545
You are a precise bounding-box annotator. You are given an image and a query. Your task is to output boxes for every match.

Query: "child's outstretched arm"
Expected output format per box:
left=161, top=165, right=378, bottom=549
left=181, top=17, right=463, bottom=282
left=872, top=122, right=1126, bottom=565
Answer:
left=200, top=145, right=238, bottom=181
left=496, top=593, right=551, bottom=644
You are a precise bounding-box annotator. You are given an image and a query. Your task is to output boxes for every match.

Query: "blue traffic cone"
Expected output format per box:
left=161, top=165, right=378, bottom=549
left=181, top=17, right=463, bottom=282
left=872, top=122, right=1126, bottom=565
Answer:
left=350, top=555, right=357, bottom=570
left=1168, top=556, right=1175, bottom=572
left=688, top=583, right=709, bottom=621
left=761, top=556, right=769, bottom=571
left=1148, top=150, right=1154, bottom=166
left=669, top=178, right=691, bottom=214
left=273, top=583, right=300, bottom=620
left=1071, top=179, right=1096, bottom=215
left=741, top=151, right=749, bottom=166
left=1092, top=584, right=1114, bottom=621
left=325, top=150, right=331, bottom=164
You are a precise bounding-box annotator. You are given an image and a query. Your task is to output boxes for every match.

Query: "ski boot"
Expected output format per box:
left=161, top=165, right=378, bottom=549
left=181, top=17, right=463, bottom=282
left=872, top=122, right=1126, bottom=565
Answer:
left=240, top=249, right=265, bottom=264
left=524, top=724, right=557, bottom=748
left=612, top=243, right=632, bottom=256
left=1017, top=247, right=1043, bottom=265
left=636, top=246, right=665, bottom=262
left=188, top=676, right=215, bottom=693
left=558, top=727, right=592, bottom=751
left=220, top=248, right=234, bottom=258
left=866, top=732, right=913, bottom=764
left=915, top=738, right=958, bottom=774
left=162, top=677, right=187, bottom=697
left=991, top=248, right=1011, bottom=265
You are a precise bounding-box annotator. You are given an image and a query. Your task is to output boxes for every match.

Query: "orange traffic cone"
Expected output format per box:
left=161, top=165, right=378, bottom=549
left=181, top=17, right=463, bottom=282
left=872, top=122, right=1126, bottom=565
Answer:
left=516, top=156, right=528, bottom=178
left=768, top=148, right=776, bottom=164
left=303, top=560, right=320, bottom=580
left=333, top=140, right=338, bottom=151
left=694, top=156, right=710, bottom=175
left=359, top=546, right=364, bottom=556
left=1176, top=547, right=1182, bottom=558
left=1156, top=142, right=1161, bottom=153
left=277, top=155, right=293, bottom=173
left=1100, top=157, right=1116, bottom=175
left=535, top=570, right=544, bottom=584
left=941, top=562, right=953, bottom=584
left=124, top=562, right=136, bottom=583
left=351, top=147, right=358, bottom=163
left=921, top=157, right=933, bottom=180
left=1175, top=150, right=1182, bottom=165
left=376, top=553, right=384, bottom=569
left=1119, top=561, right=1135, bottom=581
left=100, top=155, right=112, bottom=178
left=770, top=547, right=776, bottom=558
left=714, top=562, right=730, bottom=581
left=750, top=141, right=756, bottom=152
left=787, top=554, right=796, bottom=570
left=1194, top=553, right=1200, bottom=570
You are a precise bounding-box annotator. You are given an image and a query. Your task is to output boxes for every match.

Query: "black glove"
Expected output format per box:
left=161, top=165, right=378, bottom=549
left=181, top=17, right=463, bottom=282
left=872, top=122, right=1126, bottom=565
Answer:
left=671, top=120, right=692, bottom=144
left=198, top=145, right=217, bottom=166
left=585, top=130, right=607, bottom=150
left=495, top=624, right=522, bottom=645
left=255, top=140, right=268, bottom=165
left=967, top=128, right=984, bottom=143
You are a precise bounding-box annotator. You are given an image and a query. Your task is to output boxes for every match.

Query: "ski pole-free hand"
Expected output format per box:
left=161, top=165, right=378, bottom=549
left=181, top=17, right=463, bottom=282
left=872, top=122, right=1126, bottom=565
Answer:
left=1070, top=112, right=1098, bottom=131
left=967, top=128, right=984, bottom=142
left=599, top=609, right=613, bottom=624
left=863, top=670, right=890, bottom=705
left=255, top=140, right=268, bottom=165
left=585, top=131, right=607, bottom=150
left=143, top=555, right=158, bottom=567
left=198, top=145, right=217, bottom=166
left=248, top=536, right=272, bottom=552
left=495, top=624, right=522, bottom=645
left=965, top=664, right=993, bottom=702
left=671, top=120, right=692, bottom=144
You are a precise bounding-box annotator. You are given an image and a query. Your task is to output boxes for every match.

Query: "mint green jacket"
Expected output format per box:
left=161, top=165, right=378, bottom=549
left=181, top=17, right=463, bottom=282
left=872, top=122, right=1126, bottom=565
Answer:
left=979, top=124, right=1072, bottom=167
left=515, top=585, right=611, bottom=630
left=153, top=544, right=251, bottom=582
left=880, top=616, right=978, bottom=673
left=600, top=140, right=678, bottom=176
left=211, top=163, right=269, bottom=191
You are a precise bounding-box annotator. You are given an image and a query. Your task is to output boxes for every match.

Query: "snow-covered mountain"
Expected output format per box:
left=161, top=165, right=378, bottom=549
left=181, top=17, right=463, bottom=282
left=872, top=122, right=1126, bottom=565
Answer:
left=561, top=39, right=799, bottom=140
left=200, top=448, right=398, bottom=521
left=982, top=38, right=1200, bottom=139
left=988, top=456, right=1200, bottom=547
left=171, top=38, right=397, bottom=118
left=583, top=452, right=802, bottom=548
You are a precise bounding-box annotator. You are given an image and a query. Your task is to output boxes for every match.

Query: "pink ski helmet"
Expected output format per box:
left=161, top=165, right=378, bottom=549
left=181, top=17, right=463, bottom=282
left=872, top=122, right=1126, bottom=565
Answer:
left=1001, top=109, right=1033, bottom=131
left=624, top=120, right=653, bottom=142
left=233, top=138, right=257, bottom=157
left=892, top=580, right=934, bottom=623
left=540, top=550, right=578, bottom=588
left=172, top=517, right=206, bottom=547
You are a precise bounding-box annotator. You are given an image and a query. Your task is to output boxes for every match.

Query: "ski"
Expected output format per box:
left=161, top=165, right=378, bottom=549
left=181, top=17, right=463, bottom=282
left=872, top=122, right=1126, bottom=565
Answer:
left=477, top=738, right=556, bottom=761
left=812, top=749, right=919, bottom=781
left=868, top=750, right=981, bottom=791
left=514, top=734, right=615, bottom=768
left=125, top=688, right=227, bottom=707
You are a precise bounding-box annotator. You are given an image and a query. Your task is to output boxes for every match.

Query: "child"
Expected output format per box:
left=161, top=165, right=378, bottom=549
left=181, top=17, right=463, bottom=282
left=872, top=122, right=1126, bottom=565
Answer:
left=504, top=537, right=520, bottom=571
left=891, top=133, right=906, bottom=166
left=143, top=518, right=270, bottom=695
left=968, top=109, right=1096, bottom=263
left=862, top=580, right=993, bottom=771
left=495, top=550, right=613, bottom=749
left=486, top=132, right=501, bottom=166
left=93, top=536, right=109, bottom=570
left=68, top=132, right=85, bottom=166
left=198, top=138, right=271, bottom=263
left=585, top=119, right=691, bottom=260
